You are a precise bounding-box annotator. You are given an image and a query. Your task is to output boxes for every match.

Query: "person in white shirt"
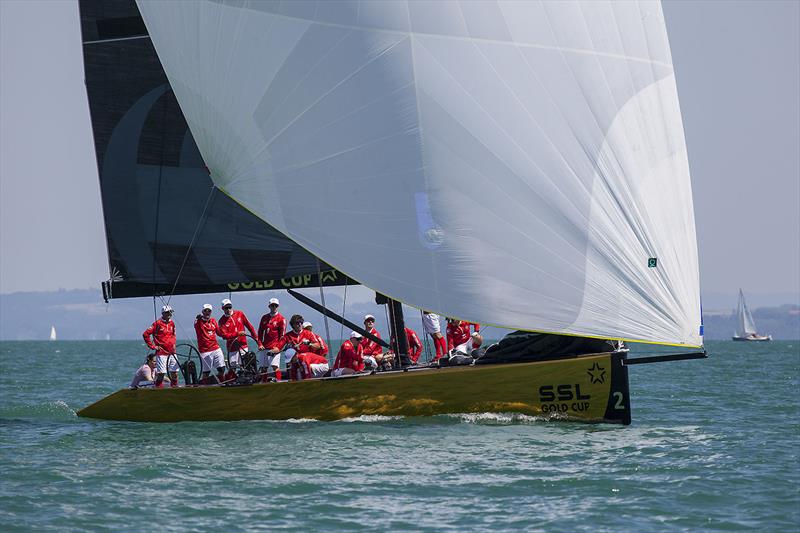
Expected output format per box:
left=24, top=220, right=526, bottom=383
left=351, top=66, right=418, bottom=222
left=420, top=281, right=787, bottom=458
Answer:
left=130, top=354, right=156, bottom=389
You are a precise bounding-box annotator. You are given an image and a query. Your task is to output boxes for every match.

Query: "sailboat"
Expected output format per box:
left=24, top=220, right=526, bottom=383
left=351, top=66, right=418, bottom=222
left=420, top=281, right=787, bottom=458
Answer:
left=77, top=0, right=706, bottom=425
left=49, top=326, right=57, bottom=342
left=732, top=289, right=771, bottom=341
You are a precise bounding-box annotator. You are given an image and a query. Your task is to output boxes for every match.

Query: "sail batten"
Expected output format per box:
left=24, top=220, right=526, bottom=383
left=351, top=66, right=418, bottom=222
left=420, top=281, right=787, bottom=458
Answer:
left=137, top=0, right=702, bottom=346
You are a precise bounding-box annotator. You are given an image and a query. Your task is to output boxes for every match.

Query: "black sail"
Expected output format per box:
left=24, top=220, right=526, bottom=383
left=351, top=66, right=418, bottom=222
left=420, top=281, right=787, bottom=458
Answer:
left=79, top=0, right=349, bottom=300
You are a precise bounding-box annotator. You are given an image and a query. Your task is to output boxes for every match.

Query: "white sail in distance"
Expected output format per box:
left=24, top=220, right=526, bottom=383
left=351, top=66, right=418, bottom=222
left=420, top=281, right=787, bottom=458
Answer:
left=736, top=289, right=758, bottom=337
left=138, top=0, right=702, bottom=347
left=49, top=326, right=57, bottom=342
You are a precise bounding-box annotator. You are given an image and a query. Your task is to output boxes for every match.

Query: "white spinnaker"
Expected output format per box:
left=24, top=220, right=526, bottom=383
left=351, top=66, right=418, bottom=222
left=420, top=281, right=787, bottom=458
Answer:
left=138, top=0, right=702, bottom=347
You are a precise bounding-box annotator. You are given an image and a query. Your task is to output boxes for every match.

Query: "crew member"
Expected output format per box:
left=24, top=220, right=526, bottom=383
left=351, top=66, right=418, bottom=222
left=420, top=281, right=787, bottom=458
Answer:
left=447, top=319, right=483, bottom=355
left=218, top=298, right=262, bottom=380
left=280, top=314, right=305, bottom=381
left=130, top=353, right=157, bottom=389
left=295, top=352, right=329, bottom=380
left=405, top=327, right=423, bottom=363
left=422, top=311, right=447, bottom=361
left=332, top=331, right=364, bottom=377
left=290, top=322, right=328, bottom=380
left=360, top=314, right=386, bottom=368
left=142, top=305, right=179, bottom=387
left=194, top=303, right=225, bottom=384
left=388, top=326, right=423, bottom=364
left=257, top=297, right=287, bottom=382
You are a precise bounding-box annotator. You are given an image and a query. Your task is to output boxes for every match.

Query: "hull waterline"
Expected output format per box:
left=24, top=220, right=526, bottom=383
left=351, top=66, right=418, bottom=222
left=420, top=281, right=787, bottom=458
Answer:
left=78, top=353, right=631, bottom=425
left=732, top=335, right=772, bottom=342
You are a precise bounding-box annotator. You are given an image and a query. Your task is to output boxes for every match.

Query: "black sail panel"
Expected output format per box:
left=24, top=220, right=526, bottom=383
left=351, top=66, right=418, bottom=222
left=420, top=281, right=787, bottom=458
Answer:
left=79, top=0, right=349, bottom=299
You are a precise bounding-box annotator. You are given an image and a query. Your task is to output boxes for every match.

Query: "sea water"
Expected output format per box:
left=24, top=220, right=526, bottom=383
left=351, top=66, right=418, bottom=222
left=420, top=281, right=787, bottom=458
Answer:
left=0, top=340, right=797, bottom=531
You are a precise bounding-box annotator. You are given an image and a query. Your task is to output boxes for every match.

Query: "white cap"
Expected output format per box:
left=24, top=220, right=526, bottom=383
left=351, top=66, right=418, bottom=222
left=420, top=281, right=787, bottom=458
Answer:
left=350, top=331, right=363, bottom=339
left=268, top=297, right=280, bottom=306
left=302, top=321, right=312, bottom=329
left=221, top=298, right=232, bottom=307
left=161, top=305, right=173, bottom=313
left=202, top=304, right=213, bottom=311
left=364, top=314, right=375, bottom=321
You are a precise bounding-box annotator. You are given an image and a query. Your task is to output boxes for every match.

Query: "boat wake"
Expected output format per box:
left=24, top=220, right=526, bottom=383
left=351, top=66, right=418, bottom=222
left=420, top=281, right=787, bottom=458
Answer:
left=444, top=412, right=551, bottom=425
left=338, top=415, right=404, bottom=423
left=0, top=400, right=77, bottom=421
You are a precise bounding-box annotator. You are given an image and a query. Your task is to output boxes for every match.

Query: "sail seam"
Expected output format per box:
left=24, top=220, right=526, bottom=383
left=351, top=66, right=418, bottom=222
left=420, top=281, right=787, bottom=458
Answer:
left=228, top=8, right=674, bottom=69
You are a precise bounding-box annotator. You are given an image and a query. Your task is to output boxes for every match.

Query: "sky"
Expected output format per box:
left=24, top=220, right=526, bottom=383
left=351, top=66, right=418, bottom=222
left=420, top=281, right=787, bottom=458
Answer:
left=1, top=0, right=798, bottom=307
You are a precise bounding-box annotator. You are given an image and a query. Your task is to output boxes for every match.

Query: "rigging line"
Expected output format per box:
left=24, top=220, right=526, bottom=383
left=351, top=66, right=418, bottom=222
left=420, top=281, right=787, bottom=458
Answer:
left=157, top=295, right=198, bottom=353
left=339, top=279, right=348, bottom=345
left=166, top=186, right=216, bottom=304
left=383, top=303, right=391, bottom=356
left=316, top=258, right=332, bottom=361
left=151, top=93, right=168, bottom=299
left=420, top=309, right=431, bottom=365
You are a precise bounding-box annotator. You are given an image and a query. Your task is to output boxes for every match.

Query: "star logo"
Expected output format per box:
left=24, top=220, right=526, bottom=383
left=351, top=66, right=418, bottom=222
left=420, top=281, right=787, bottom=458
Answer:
left=587, top=362, right=606, bottom=384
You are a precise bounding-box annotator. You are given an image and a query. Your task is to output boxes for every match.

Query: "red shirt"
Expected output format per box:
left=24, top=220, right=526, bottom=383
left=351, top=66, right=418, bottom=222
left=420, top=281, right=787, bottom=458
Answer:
left=194, top=317, right=222, bottom=353
left=258, top=312, right=287, bottom=350
left=218, top=310, right=258, bottom=352
left=333, top=339, right=364, bottom=372
left=281, top=329, right=302, bottom=350
left=360, top=327, right=383, bottom=356
left=294, top=352, right=329, bottom=380
left=296, top=329, right=328, bottom=357
left=143, top=319, right=176, bottom=355
left=447, top=322, right=472, bottom=351
left=466, top=322, right=480, bottom=333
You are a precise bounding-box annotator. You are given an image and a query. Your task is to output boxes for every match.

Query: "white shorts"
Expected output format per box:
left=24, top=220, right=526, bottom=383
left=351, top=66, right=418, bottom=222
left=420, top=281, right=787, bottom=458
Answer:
left=309, top=363, right=329, bottom=378
left=200, top=348, right=225, bottom=372
left=331, top=368, right=354, bottom=377
left=228, top=349, right=247, bottom=368
left=362, top=355, right=378, bottom=369
left=257, top=349, right=281, bottom=369
left=422, top=313, right=441, bottom=335
left=156, top=354, right=180, bottom=374
left=453, top=341, right=472, bottom=355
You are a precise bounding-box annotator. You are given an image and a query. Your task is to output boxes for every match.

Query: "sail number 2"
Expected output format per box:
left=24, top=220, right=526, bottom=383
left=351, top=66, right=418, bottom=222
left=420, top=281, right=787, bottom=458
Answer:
left=613, top=392, right=625, bottom=410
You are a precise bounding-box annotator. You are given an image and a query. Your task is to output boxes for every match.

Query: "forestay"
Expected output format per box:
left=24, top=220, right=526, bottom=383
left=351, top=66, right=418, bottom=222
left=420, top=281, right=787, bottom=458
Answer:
left=138, top=0, right=702, bottom=347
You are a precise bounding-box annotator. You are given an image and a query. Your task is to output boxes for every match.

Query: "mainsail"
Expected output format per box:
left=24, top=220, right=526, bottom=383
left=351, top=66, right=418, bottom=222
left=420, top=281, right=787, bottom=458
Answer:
left=137, top=0, right=702, bottom=347
left=735, top=289, right=758, bottom=337
left=79, top=0, right=349, bottom=300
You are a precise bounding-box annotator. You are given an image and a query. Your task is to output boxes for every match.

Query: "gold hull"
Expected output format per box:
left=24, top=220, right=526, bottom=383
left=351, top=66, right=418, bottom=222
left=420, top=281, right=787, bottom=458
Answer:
left=77, top=352, right=631, bottom=424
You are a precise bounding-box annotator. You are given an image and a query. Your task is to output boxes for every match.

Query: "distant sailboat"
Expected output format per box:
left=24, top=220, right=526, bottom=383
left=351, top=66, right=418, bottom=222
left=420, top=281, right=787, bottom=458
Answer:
left=732, top=290, right=772, bottom=341
left=49, top=326, right=57, bottom=341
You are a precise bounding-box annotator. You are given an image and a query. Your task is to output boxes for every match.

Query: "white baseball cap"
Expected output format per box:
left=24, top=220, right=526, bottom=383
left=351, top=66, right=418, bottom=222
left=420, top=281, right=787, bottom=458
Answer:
left=268, top=297, right=280, bottom=306
left=161, top=305, right=173, bottom=313
left=302, top=321, right=312, bottom=329
left=350, top=331, right=363, bottom=339
left=364, top=314, right=375, bottom=321
left=202, top=304, right=213, bottom=311
left=221, top=298, right=232, bottom=307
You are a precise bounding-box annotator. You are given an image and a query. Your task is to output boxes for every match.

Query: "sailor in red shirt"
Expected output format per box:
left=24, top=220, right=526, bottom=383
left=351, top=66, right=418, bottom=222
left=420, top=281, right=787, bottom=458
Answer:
left=288, top=322, right=328, bottom=380
left=274, top=314, right=304, bottom=381
left=218, top=298, right=262, bottom=376
left=194, top=303, right=225, bottom=383
left=142, top=305, right=179, bottom=387
left=332, top=331, right=365, bottom=376
left=360, top=314, right=386, bottom=369
left=295, top=352, right=330, bottom=380
left=447, top=319, right=482, bottom=356
left=257, top=297, right=287, bottom=382
left=404, top=327, right=423, bottom=363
